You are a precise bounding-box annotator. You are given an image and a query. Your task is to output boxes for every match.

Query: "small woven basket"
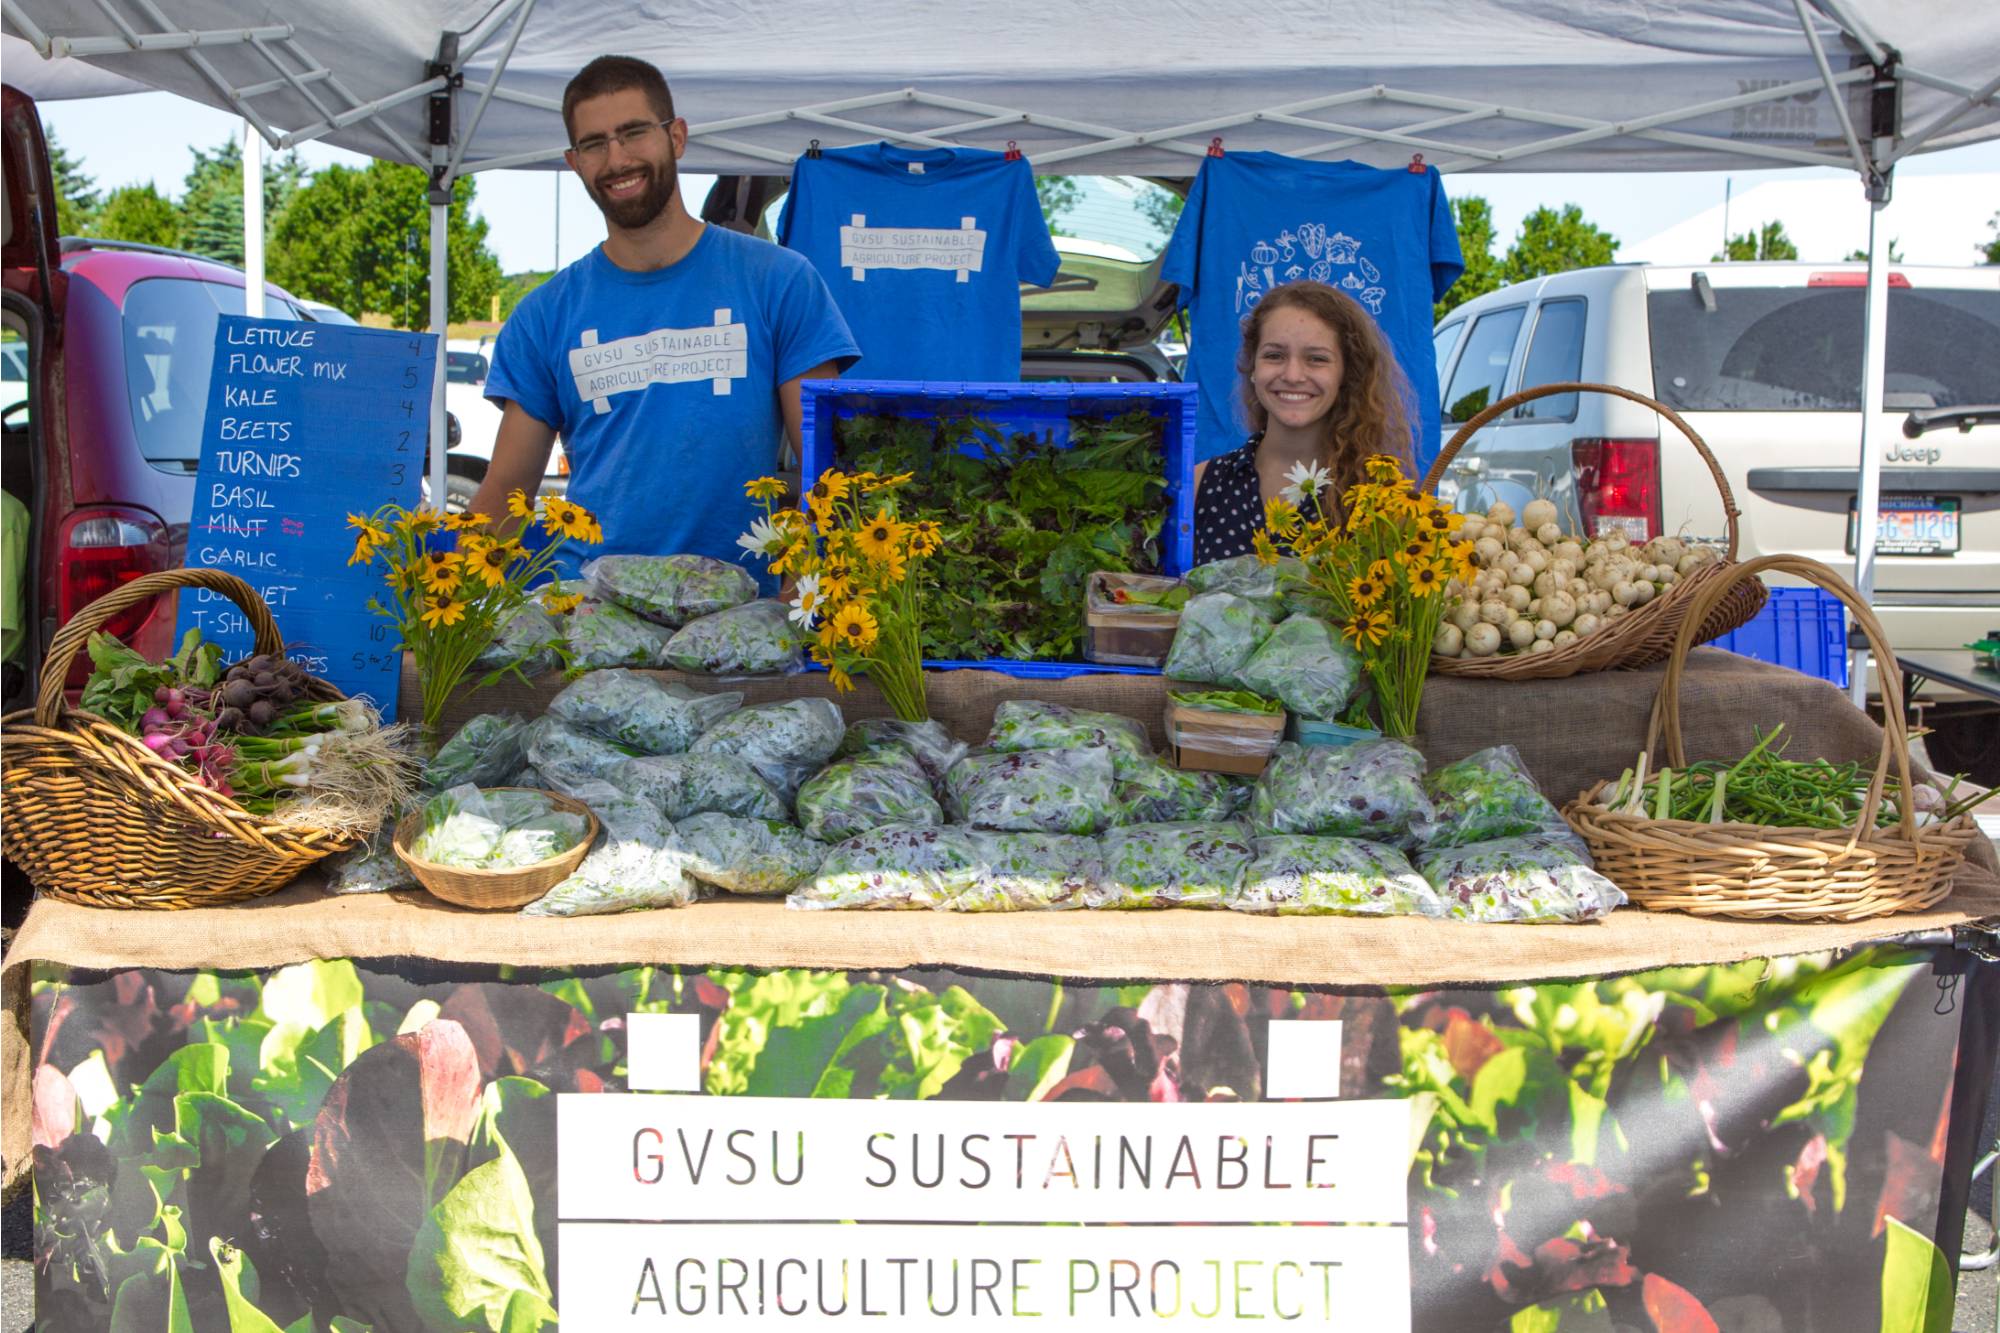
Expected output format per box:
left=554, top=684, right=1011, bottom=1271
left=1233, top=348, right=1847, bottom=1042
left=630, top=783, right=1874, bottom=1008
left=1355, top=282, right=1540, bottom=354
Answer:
left=1562, top=555, right=1979, bottom=921
left=0, top=569, right=356, bottom=909
left=393, top=789, right=599, bottom=910
left=1423, top=382, right=1766, bottom=681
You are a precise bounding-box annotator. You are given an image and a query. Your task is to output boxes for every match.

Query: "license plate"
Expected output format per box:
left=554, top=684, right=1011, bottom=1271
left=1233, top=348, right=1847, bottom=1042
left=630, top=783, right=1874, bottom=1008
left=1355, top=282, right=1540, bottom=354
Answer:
left=1846, top=494, right=1961, bottom=556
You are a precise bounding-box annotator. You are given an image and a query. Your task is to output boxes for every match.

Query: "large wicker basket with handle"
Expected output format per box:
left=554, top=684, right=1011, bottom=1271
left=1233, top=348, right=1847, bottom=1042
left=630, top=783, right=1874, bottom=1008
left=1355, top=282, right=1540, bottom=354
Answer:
left=0, top=568, right=358, bottom=909
left=1562, top=555, right=1978, bottom=921
left=1422, top=381, right=1766, bottom=680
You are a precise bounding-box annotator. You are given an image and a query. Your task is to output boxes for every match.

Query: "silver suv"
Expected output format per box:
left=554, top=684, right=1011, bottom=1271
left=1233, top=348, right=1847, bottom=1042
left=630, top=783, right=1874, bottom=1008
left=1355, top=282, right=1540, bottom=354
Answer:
left=1431, top=261, right=2000, bottom=661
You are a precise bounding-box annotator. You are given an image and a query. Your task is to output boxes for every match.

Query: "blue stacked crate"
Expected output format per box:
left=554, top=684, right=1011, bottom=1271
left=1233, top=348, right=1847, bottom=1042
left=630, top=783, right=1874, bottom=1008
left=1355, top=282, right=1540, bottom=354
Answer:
left=799, top=380, right=1198, bottom=677
left=1707, top=586, right=1849, bottom=688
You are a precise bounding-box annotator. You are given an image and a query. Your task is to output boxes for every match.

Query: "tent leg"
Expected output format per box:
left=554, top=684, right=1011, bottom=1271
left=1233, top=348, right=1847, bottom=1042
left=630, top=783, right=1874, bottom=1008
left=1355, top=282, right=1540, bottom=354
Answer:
left=1847, top=197, right=1890, bottom=709
left=241, top=120, right=265, bottom=318
left=428, top=200, right=449, bottom=510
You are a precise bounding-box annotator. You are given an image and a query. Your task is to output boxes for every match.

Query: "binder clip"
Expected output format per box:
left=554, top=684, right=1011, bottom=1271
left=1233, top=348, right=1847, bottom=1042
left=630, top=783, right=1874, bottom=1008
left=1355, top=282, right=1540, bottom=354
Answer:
left=1407, top=153, right=1426, bottom=173
left=1004, top=140, right=1023, bottom=161
left=806, top=139, right=822, bottom=159
left=1207, top=137, right=1226, bottom=158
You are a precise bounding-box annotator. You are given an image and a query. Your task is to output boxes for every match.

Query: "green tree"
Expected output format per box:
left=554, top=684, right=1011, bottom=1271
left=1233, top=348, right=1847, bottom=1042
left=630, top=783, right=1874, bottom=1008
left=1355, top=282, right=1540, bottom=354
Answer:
left=1976, top=211, right=1997, bottom=264
left=267, top=160, right=503, bottom=327
left=1135, top=182, right=1184, bottom=238
left=1502, top=203, right=1619, bottom=283
left=1714, top=219, right=1798, bottom=261
left=1037, top=175, right=1080, bottom=236
left=46, top=130, right=99, bottom=236
left=1843, top=238, right=1904, bottom=263
left=91, top=183, right=182, bottom=247
left=1436, top=195, right=1504, bottom=319
left=497, top=270, right=553, bottom=320
left=177, top=137, right=307, bottom=266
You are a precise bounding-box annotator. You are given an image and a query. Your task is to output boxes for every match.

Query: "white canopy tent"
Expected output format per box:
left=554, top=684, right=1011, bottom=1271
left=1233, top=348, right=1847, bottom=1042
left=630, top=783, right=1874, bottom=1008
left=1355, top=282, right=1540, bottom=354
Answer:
left=7, top=0, right=1999, bottom=700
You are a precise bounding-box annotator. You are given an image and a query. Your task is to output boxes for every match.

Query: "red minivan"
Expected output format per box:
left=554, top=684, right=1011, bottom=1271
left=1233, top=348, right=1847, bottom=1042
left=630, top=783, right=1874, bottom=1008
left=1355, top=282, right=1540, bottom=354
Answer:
left=3, top=84, right=325, bottom=708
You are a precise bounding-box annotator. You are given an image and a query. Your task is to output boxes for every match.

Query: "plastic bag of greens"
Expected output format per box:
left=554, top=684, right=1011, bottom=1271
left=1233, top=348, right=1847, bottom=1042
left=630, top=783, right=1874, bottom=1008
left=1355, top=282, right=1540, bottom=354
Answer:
left=789, top=824, right=985, bottom=911
left=323, top=821, right=419, bottom=895
left=1233, top=836, right=1437, bottom=916
left=475, top=603, right=564, bottom=677
left=954, top=832, right=1099, bottom=912
left=582, top=553, right=758, bottom=628
left=1416, top=833, right=1626, bottom=923
left=1085, top=820, right=1254, bottom=909
left=547, top=669, right=741, bottom=755
left=1161, top=593, right=1275, bottom=686
left=491, top=811, right=590, bottom=867
left=690, top=697, right=844, bottom=798
left=607, top=752, right=789, bottom=822
left=564, top=598, right=676, bottom=670
left=664, top=600, right=803, bottom=676
left=424, top=713, right=529, bottom=792
left=986, top=701, right=1153, bottom=779
left=944, top=747, right=1116, bottom=835
left=1235, top=615, right=1363, bottom=722
left=1184, top=554, right=1303, bottom=618
left=525, top=716, right=641, bottom=788
left=795, top=748, right=944, bottom=843
left=1422, top=745, right=1569, bottom=849
left=674, top=812, right=825, bottom=896
left=1110, top=757, right=1247, bottom=826
left=523, top=781, right=696, bottom=915
left=836, top=718, right=969, bottom=789
left=1250, top=739, right=1435, bottom=844
left=504, top=765, right=554, bottom=791
left=412, top=785, right=565, bottom=868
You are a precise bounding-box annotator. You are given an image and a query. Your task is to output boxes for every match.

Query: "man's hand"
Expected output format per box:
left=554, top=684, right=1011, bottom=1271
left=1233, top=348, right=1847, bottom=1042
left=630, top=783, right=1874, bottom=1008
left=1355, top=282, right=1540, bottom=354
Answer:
left=469, top=402, right=560, bottom=536
left=780, top=361, right=842, bottom=465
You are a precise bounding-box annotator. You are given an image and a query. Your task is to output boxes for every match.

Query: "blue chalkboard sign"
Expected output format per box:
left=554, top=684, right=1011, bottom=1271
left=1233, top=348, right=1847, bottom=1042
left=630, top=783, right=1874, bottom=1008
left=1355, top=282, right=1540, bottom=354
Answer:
left=177, top=315, right=436, bottom=719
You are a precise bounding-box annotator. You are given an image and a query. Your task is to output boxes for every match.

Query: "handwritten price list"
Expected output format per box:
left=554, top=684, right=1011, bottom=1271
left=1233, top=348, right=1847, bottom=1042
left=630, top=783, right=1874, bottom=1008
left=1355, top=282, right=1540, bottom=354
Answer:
left=177, top=315, right=436, bottom=719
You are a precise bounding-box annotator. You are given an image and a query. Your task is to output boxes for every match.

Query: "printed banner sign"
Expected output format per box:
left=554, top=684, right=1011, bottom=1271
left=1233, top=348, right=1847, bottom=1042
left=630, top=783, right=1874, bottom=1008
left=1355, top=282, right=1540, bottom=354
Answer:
left=176, top=315, right=435, bottom=717
left=27, top=947, right=1993, bottom=1331
left=839, top=214, right=988, bottom=281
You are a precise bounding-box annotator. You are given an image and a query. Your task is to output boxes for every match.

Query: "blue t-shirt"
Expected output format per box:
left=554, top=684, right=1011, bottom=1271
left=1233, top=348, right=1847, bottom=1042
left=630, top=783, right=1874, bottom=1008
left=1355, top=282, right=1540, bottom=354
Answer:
left=1161, top=154, right=1463, bottom=473
left=777, top=143, right=1060, bottom=382
left=486, top=227, right=858, bottom=579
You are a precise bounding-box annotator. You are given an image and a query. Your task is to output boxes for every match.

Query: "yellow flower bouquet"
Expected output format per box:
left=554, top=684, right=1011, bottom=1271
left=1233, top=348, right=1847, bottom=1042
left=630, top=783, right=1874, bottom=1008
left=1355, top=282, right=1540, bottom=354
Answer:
left=739, top=468, right=937, bottom=722
left=1255, top=455, right=1473, bottom=738
left=348, top=492, right=601, bottom=739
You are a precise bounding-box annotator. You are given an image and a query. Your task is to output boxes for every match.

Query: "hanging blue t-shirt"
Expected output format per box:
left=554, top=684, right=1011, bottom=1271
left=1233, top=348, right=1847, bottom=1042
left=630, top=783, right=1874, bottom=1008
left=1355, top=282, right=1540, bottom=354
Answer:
left=1161, top=154, right=1463, bottom=474
left=486, top=227, right=858, bottom=582
left=777, top=143, right=1060, bottom=382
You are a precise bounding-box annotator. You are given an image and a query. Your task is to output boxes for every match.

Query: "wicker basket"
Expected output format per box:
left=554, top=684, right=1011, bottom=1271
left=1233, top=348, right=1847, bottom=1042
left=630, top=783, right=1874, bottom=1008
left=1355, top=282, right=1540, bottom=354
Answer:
left=0, top=569, right=356, bottom=909
left=1562, top=555, right=1979, bottom=921
left=1423, top=381, right=1766, bottom=680
left=393, top=789, right=600, bottom=910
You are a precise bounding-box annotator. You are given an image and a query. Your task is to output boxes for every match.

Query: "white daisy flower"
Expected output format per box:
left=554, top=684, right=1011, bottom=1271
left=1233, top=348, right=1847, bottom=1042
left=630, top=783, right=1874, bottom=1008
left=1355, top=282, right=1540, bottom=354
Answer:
left=788, top=573, right=822, bottom=627
left=1279, top=460, right=1333, bottom=506
left=737, top=515, right=784, bottom=559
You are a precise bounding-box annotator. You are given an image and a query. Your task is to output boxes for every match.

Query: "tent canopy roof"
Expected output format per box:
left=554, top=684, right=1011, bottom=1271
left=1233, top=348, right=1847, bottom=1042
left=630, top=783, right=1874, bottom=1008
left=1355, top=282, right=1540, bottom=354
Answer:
left=4, top=0, right=1997, bottom=180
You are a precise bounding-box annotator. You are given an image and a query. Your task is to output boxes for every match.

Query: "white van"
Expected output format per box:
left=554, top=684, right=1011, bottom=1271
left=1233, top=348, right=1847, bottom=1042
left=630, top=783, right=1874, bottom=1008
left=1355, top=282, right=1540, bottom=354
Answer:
left=1430, top=261, right=2000, bottom=658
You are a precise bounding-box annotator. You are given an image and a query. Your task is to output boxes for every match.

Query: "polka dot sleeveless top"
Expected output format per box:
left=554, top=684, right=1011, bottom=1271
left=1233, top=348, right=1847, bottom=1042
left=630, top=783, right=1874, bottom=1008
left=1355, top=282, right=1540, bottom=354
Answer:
left=1192, top=435, right=1325, bottom=566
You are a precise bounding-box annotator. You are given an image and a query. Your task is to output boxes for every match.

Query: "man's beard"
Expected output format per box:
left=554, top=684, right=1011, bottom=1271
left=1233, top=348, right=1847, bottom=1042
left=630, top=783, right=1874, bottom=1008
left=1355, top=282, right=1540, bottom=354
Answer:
left=588, top=156, right=678, bottom=231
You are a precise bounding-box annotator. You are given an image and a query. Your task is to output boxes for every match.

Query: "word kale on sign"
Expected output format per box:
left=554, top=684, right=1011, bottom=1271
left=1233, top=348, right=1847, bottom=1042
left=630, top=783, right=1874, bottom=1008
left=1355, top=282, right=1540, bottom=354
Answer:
left=177, top=315, right=435, bottom=717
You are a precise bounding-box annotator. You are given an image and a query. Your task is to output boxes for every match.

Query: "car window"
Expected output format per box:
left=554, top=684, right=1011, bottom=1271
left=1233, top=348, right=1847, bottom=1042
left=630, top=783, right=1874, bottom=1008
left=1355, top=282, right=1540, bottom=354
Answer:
left=123, top=277, right=248, bottom=467
left=445, top=350, right=489, bottom=385
left=1432, top=321, right=1464, bottom=387
left=1649, top=285, right=2000, bottom=411
left=1442, top=306, right=1526, bottom=424
left=1514, top=299, right=1587, bottom=421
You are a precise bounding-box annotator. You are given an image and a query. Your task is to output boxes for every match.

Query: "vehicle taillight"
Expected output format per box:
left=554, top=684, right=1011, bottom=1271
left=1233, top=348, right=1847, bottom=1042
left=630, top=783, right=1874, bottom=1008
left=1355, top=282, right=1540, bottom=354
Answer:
left=557, top=449, right=570, bottom=476
left=1570, top=439, right=1661, bottom=543
left=58, top=509, right=171, bottom=681
left=1807, top=270, right=1910, bottom=288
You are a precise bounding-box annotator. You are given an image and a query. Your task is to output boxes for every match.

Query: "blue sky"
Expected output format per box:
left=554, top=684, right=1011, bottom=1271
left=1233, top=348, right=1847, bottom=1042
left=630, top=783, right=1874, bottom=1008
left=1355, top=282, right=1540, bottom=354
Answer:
left=40, top=90, right=2000, bottom=278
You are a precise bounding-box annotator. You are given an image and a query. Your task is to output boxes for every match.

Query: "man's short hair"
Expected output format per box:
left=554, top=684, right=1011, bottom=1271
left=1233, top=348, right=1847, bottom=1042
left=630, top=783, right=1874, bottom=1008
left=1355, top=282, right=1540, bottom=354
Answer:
left=562, top=56, right=675, bottom=143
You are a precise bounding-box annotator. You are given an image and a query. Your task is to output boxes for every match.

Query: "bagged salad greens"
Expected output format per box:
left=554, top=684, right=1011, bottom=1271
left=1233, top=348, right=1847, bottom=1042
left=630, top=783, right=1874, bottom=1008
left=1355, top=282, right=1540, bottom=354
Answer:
left=1184, top=553, right=1303, bottom=618
left=524, top=716, right=641, bottom=788
left=674, top=812, right=825, bottom=896
left=522, top=781, right=696, bottom=915
left=1415, top=832, right=1626, bottom=923
left=836, top=718, right=969, bottom=789
left=324, top=801, right=421, bottom=895
left=475, top=602, right=564, bottom=678
left=986, top=700, right=1154, bottom=778
left=1251, top=739, right=1435, bottom=843
left=1422, top=745, right=1569, bottom=849
left=794, top=748, right=944, bottom=843
left=1085, top=820, right=1254, bottom=909
left=504, top=765, right=554, bottom=791
left=944, top=747, right=1116, bottom=835
left=690, top=698, right=845, bottom=797
left=582, top=553, right=758, bottom=627
left=424, top=713, right=529, bottom=792
left=1161, top=592, right=1275, bottom=686
left=608, top=752, right=789, bottom=822
left=547, top=669, right=741, bottom=755
left=790, top=824, right=986, bottom=910
left=957, top=832, right=1099, bottom=912
left=1234, top=615, right=1363, bottom=722
left=1233, top=836, right=1436, bottom=916
left=410, top=785, right=590, bottom=869
left=1111, top=757, right=1248, bottom=826
left=665, top=599, right=803, bottom=676
left=563, top=598, right=676, bottom=670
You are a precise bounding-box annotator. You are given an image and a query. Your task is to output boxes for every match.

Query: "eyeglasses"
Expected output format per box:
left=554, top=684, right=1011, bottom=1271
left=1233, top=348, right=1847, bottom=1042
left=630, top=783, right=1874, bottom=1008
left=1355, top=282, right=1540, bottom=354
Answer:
left=570, top=120, right=671, bottom=161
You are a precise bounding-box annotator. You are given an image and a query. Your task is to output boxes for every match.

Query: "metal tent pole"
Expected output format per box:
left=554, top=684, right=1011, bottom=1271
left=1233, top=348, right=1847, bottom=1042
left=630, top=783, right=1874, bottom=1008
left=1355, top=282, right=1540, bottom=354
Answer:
left=425, top=36, right=459, bottom=511
left=241, top=119, right=265, bottom=317
left=1848, top=195, right=1891, bottom=709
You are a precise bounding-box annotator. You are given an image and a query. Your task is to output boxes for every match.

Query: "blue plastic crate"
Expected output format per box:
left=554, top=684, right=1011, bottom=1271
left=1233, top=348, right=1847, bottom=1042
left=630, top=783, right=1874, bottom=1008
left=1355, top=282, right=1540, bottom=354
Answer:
left=799, top=379, right=1199, bottom=575
left=1708, top=586, right=1849, bottom=688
